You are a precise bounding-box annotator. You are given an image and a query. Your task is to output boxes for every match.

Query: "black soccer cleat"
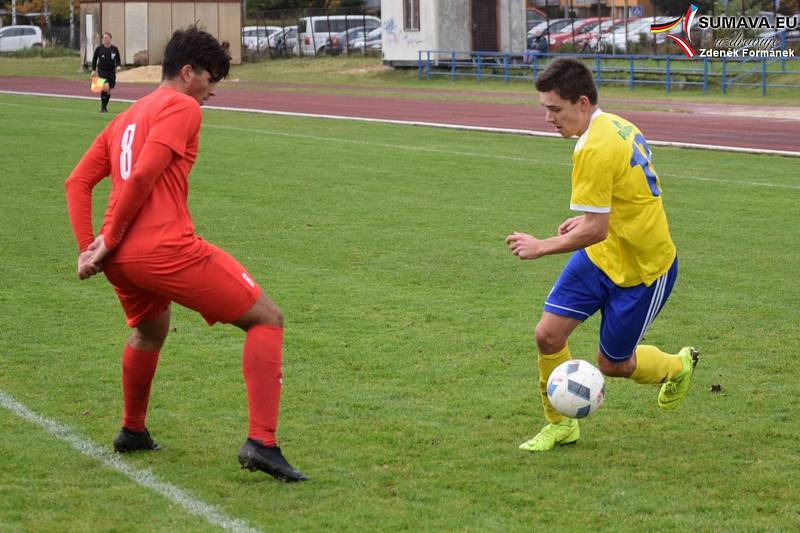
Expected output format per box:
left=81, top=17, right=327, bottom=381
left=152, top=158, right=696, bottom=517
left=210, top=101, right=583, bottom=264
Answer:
left=113, top=427, right=160, bottom=453
left=238, top=439, right=308, bottom=482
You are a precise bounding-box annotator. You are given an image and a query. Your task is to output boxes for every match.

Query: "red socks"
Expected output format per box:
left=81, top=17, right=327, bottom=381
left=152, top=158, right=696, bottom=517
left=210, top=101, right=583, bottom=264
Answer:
left=120, top=325, right=283, bottom=445
left=242, top=325, right=283, bottom=447
left=121, top=345, right=160, bottom=432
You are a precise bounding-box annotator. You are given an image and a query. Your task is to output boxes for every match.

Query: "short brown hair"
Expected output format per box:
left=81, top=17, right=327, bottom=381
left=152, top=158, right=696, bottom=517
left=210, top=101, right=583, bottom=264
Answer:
left=534, top=58, right=598, bottom=105
left=162, top=26, right=230, bottom=83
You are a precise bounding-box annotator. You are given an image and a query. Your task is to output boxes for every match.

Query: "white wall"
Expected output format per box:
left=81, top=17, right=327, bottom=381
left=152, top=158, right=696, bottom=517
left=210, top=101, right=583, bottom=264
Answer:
left=382, top=0, right=527, bottom=64
left=499, top=0, right=526, bottom=53
left=124, top=2, right=148, bottom=64
left=436, top=1, right=471, bottom=52
left=381, top=0, right=436, bottom=64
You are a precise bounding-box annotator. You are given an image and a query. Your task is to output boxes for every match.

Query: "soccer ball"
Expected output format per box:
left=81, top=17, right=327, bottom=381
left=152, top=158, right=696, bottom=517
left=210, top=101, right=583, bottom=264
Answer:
left=547, top=359, right=606, bottom=418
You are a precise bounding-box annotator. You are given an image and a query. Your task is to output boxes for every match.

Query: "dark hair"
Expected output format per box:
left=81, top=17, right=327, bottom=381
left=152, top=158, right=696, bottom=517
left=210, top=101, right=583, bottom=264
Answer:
left=162, top=26, right=231, bottom=83
left=534, top=58, right=598, bottom=105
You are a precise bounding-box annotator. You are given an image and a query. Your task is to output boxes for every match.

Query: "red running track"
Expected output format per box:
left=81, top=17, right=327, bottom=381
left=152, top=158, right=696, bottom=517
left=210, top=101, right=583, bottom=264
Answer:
left=1, top=77, right=798, bottom=154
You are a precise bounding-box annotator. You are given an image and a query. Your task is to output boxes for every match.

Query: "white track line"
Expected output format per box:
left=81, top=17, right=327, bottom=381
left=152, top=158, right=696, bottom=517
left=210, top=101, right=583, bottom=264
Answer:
left=2, top=94, right=797, bottom=190
left=1, top=89, right=798, bottom=158
left=2, top=92, right=798, bottom=190
left=0, top=389, right=259, bottom=533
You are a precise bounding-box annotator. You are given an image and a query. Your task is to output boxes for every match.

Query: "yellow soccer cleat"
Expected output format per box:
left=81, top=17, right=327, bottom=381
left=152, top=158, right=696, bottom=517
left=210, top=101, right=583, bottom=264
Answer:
left=519, top=418, right=580, bottom=452
left=658, top=347, right=700, bottom=410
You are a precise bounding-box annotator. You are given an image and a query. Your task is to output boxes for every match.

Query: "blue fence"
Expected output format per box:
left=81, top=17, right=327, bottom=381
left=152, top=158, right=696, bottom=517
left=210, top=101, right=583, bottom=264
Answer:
left=417, top=49, right=800, bottom=96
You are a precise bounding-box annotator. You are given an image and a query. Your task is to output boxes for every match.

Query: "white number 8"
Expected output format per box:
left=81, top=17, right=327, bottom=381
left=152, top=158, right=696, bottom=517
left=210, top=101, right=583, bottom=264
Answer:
left=120, top=124, right=136, bottom=180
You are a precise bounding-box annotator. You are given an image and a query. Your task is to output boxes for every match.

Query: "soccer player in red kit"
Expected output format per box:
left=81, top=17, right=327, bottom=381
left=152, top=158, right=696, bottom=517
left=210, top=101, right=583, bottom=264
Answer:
left=64, top=27, right=307, bottom=482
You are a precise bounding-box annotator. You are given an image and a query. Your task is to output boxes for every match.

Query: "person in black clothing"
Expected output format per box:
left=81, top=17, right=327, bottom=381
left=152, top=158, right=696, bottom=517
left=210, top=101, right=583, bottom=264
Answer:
left=92, top=32, right=122, bottom=112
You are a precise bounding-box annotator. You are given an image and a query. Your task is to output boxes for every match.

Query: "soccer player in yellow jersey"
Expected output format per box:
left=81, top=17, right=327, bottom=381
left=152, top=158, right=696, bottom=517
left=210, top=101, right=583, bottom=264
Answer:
left=506, top=58, right=699, bottom=452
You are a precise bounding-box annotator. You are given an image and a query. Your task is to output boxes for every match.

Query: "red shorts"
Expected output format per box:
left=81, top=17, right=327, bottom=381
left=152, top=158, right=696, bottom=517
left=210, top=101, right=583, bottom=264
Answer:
left=103, top=244, right=261, bottom=328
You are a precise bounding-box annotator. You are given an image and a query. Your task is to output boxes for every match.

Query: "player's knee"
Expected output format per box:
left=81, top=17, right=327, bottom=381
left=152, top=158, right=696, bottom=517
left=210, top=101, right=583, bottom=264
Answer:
left=534, top=323, right=565, bottom=354
left=235, top=297, right=283, bottom=330
left=129, top=327, right=168, bottom=351
left=244, top=312, right=282, bottom=330
left=254, top=299, right=283, bottom=327
left=596, top=352, right=634, bottom=377
left=264, top=308, right=284, bottom=328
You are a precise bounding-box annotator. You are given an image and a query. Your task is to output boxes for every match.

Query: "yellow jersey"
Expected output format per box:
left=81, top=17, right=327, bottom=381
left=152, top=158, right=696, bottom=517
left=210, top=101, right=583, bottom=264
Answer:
left=570, top=110, right=676, bottom=287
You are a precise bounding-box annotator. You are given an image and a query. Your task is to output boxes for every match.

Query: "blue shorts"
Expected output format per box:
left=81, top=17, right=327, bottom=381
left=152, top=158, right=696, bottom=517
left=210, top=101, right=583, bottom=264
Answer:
left=544, top=250, right=678, bottom=361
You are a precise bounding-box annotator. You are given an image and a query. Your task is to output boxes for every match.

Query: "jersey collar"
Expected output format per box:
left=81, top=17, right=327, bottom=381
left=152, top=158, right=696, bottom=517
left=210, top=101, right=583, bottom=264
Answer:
left=575, top=108, right=603, bottom=151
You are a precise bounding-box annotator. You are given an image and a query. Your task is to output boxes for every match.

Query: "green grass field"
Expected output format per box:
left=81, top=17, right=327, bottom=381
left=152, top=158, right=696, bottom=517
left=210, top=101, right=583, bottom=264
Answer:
left=0, top=92, right=798, bottom=531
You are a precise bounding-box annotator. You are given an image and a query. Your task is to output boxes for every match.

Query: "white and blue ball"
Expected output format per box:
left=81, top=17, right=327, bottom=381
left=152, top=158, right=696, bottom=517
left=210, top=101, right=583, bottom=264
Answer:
left=547, top=359, right=606, bottom=418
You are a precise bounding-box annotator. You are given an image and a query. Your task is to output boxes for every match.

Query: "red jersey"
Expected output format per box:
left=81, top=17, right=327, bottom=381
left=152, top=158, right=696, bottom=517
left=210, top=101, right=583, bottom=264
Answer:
left=66, top=86, right=208, bottom=263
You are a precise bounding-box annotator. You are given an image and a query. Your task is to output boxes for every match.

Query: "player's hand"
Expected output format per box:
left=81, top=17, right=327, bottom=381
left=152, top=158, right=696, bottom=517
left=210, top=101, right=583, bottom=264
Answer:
left=77, top=235, right=109, bottom=280
left=505, top=231, right=546, bottom=260
left=91, top=70, right=97, bottom=77
left=77, top=249, right=101, bottom=279
left=558, top=215, right=583, bottom=235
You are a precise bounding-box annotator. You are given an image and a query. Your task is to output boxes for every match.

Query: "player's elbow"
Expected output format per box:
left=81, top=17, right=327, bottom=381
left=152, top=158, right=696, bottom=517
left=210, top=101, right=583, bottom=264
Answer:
left=578, top=224, right=607, bottom=247
left=64, top=173, right=84, bottom=194
left=64, top=175, right=77, bottom=194
left=582, top=214, right=609, bottom=245
left=590, top=225, right=608, bottom=244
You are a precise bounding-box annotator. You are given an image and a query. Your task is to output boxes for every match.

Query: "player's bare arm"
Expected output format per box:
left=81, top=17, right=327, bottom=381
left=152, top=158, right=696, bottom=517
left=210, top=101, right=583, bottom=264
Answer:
left=506, top=212, right=608, bottom=260
left=558, top=215, right=583, bottom=235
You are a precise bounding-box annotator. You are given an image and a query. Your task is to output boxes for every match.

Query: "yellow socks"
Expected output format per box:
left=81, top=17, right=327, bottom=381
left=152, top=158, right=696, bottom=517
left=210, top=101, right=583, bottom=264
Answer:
left=630, top=344, right=684, bottom=384
left=537, top=344, right=681, bottom=418
left=538, top=344, right=572, bottom=423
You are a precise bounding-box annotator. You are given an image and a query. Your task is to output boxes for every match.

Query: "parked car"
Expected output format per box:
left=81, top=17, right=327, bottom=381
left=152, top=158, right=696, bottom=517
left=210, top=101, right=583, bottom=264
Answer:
left=527, top=18, right=571, bottom=49
left=267, top=26, right=298, bottom=55
left=242, top=26, right=282, bottom=51
left=326, top=26, right=375, bottom=54
left=0, top=25, right=43, bottom=52
left=350, top=27, right=381, bottom=53
left=572, top=19, right=628, bottom=52
left=599, top=17, right=663, bottom=51
left=548, top=18, right=605, bottom=50
left=526, top=7, right=547, bottom=32
left=297, top=15, right=380, bottom=55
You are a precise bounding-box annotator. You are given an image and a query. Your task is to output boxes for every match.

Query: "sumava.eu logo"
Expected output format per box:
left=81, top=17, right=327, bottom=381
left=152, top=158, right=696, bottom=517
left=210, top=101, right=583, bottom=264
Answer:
left=652, top=5, right=797, bottom=59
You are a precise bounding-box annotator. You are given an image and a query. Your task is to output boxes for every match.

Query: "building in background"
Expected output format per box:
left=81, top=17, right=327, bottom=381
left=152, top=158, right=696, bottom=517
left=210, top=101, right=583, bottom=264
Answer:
left=381, top=0, right=526, bottom=66
left=80, top=0, right=243, bottom=67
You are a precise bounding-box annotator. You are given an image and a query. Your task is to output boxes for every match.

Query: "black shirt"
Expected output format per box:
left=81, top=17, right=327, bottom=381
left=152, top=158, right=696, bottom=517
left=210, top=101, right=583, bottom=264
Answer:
left=92, top=45, right=121, bottom=73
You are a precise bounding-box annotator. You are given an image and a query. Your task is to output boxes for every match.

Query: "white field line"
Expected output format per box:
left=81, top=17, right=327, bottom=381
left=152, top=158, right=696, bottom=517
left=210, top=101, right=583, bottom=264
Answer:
left=1, top=89, right=799, bottom=158
left=1, top=92, right=798, bottom=190
left=203, top=104, right=800, bottom=159
left=0, top=389, right=259, bottom=533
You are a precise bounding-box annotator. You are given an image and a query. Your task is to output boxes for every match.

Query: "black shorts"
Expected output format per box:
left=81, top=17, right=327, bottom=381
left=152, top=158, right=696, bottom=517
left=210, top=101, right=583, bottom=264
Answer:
left=98, top=71, right=116, bottom=89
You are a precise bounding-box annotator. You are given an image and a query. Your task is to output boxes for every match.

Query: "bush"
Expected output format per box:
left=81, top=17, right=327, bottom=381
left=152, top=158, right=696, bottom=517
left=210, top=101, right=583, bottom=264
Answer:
left=6, top=46, right=79, bottom=58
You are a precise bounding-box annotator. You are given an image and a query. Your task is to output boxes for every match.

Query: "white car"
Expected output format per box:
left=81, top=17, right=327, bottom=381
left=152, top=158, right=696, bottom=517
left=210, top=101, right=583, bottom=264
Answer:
left=528, top=19, right=571, bottom=39
left=600, top=17, right=670, bottom=50
left=350, top=27, right=381, bottom=52
left=242, top=26, right=282, bottom=51
left=267, top=26, right=298, bottom=55
left=0, top=25, right=43, bottom=52
left=297, top=15, right=381, bottom=55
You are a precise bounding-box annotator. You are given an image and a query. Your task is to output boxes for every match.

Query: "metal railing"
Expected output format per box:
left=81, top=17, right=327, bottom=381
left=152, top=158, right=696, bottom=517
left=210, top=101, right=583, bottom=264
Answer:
left=417, top=50, right=800, bottom=95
